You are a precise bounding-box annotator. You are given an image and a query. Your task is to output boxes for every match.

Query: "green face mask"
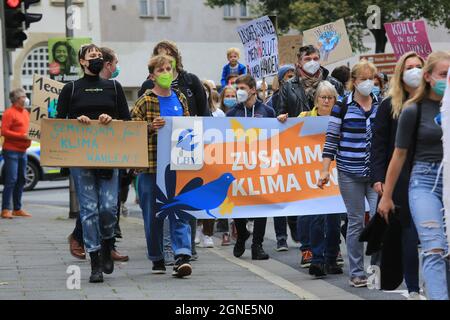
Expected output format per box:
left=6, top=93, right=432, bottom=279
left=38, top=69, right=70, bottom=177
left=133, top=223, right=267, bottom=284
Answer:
left=156, top=72, right=173, bottom=89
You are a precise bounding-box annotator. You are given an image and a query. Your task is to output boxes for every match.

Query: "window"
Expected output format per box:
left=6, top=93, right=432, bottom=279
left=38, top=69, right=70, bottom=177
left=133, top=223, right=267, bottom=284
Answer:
left=156, top=0, right=169, bottom=17
left=21, top=46, right=49, bottom=95
left=239, top=0, right=253, bottom=18
left=223, top=5, right=235, bottom=18
left=139, top=0, right=151, bottom=17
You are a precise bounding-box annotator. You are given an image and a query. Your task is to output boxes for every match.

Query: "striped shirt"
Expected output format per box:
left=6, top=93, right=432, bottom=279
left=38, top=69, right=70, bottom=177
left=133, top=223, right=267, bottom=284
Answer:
left=322, top=92, right=379, bottom=177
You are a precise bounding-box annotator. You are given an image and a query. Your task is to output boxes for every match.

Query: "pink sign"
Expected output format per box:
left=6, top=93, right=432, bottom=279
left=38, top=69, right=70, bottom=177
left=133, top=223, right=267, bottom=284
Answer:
left=384, top=20, right=432, bottom=60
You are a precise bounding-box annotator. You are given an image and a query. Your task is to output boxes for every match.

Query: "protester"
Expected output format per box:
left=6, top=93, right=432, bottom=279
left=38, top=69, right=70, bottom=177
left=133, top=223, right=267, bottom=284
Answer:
left=378, top=51, right=450, bottom=300
left=278, top=45, right=344, bottom=117
left=56, top=44, right=130, bottom=283
left=319, top=59, right=380, bottom=288
left=278, top=81, right=342, bottom=277
left=131, top=54, right=193, bottom=278
left=220, top=48, right=246, bottom=90
left=373, top=73, right=385, bottom=99
left=331, top=65, right=351, bottom=97
left=266, top=64, right=298, bottom=251
left=370, top=51, right=424, bottom=299
left=1, top=88, right=31, bottom=220
left=203, top=80, right=225, bottom=117
left=67, top=47, right=129, bottom=263
left=227, top=74, right=276, bottom=260
left=219, top=85, right=237, bottom=114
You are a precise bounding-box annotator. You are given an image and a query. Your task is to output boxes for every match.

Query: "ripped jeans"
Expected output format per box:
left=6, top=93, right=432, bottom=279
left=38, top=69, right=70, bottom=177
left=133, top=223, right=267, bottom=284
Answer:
left=70, top=168, right=118, bottom=253
left=409, top=161, right=449, bottom=300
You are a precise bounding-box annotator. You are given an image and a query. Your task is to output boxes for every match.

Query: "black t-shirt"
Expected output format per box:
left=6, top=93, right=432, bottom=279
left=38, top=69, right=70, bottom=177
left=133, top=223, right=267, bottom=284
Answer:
left=56, top=74, right=130, bottom=120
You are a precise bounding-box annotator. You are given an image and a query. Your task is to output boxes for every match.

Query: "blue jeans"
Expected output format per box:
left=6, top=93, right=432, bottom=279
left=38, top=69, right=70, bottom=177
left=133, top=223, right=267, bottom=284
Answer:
left=298, top=215, right=312, bottom=251
left=70, top=168, right=118, bottom=253
left=310, top=214, right=341, bottom=264
left=138, top=173, right=191, bottom=261
left=1, top=150, right=27, bottom=211
left=409, top=161, right=449, bottom=300
left=274, top=216, right=287, bottom=241
left=338, top=171, right=378, bottom=278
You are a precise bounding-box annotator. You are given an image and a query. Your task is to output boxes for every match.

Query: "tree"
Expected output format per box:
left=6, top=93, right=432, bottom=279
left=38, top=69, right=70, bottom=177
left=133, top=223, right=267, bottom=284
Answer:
left=205, top=0, right=450, bottom=53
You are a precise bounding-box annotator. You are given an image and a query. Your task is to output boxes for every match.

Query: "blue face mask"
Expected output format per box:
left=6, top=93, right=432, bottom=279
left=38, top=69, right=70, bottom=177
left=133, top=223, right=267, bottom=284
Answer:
left=223, top=98, right=237, bottom=108
left=432, top=78, right=446, bottom=96
left=371, top=85, right=381, bottom=96
left=111, top=65, right=120, bottom=79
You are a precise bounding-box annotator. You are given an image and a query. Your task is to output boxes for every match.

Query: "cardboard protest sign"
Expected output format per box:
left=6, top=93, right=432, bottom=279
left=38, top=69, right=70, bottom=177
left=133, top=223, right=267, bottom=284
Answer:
left=360, top=53, right=397, bottom=77
left=40, top=119, right=149, bottom=168
left=278, top=35, right=302, bottom=65
left=156, top=117, right=351, bottom=219
left=237, top=15, right=279, bottom=80
left=441, top=67, right=450, bottom=250
left=384, top=20, right=432, bottom=60
left=48, top=37, right=91, bottom=82
left=303, top=19, right=353, bottom=65
left=28, top=74, right=64, bottom=141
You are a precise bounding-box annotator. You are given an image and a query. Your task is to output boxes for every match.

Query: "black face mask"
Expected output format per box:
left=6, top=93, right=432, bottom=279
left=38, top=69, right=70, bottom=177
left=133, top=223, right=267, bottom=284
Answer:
left=86, top=57, right=104, bottom=75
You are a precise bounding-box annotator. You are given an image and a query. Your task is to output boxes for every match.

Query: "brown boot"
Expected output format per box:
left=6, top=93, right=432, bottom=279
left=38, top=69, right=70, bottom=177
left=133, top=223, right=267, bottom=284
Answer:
left=111, top=249, right=129, bottom=262
left=1, top=209, right=13, bottom=219
left=12, top=209, right=32, bottom=218
left=68, top=234, right=86, bottom=260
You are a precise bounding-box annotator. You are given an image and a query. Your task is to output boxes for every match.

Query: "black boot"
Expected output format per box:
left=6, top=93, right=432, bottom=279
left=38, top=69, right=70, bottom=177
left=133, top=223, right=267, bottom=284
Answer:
left=251, top=244, right=269, bottom=260
left=101, top=238, right=114, bottom=274
left=89, top=251, right=103, bottom=283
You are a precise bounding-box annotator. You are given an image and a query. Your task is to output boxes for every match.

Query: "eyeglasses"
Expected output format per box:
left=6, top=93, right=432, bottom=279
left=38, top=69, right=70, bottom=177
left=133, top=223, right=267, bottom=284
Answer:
left=319, top=96, right=334, bottom=101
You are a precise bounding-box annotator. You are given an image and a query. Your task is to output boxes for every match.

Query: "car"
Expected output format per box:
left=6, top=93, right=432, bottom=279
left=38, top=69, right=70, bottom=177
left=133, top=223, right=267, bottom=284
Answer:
left=0, top=141, right=68, bottom=191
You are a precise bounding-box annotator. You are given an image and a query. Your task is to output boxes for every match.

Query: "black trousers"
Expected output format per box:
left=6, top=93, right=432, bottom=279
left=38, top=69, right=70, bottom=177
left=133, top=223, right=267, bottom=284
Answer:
left=234, top=218, right=267, bottom=246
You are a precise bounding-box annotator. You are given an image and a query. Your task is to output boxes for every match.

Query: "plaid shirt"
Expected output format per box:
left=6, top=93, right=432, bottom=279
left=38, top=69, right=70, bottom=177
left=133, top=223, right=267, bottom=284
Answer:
left=131, top=89, right=189, bottom=173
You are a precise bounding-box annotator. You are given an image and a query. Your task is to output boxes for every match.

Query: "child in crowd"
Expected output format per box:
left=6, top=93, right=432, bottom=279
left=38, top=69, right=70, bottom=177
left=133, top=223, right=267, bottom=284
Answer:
left=220, top=48, right=246, bottom=90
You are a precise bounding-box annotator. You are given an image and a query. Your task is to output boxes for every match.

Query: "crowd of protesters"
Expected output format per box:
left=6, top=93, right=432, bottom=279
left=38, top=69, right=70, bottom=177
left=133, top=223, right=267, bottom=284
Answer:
left=2, top=37, right=449, bottom=300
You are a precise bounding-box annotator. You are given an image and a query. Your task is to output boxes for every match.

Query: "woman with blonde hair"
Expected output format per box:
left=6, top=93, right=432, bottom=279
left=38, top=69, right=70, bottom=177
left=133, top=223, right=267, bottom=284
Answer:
left=319, top=59, right=380, bottom=288
left=378, top=51, right=450, bottom=300
left=370, top=51, right=424, bottom=298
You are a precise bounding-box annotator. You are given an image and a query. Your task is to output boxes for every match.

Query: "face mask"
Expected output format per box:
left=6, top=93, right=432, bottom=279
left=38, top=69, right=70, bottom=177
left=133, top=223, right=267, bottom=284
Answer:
left=356, top=79, right=374, bottom=96
left=236, top=89, right=249, bottom=103
left=431, top=78, right=446, bottom=96
left=403, top=68, right=422, bottom=88
left=302, top=60, right=320, bottom=75
left=223, top=98, right=237, bottom=108
left=86, top=57, right=104, bottom=75
left=371, top=86, right=381, bottom=96
left=155, top=72, right=173, bottom=89
left=111, top=65, right=121, bottom=79
left=24, top=97, right=30, bottom=107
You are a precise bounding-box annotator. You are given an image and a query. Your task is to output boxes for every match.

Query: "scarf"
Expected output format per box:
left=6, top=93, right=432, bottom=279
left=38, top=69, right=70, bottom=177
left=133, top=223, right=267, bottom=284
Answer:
left=299, top=67, right=324, bottom=104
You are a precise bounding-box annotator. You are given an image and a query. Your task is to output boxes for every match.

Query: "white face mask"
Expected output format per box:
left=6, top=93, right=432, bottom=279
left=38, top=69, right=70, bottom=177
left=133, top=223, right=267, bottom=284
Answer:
left=302, top=60, right=321, bottom=75
left=236, top=89, right=249, bottom=103
left=403, top=68, right=422, bottom=88
left=356, top=79, right=374, bottom=96
left=24, top=97, right=30, bottom=107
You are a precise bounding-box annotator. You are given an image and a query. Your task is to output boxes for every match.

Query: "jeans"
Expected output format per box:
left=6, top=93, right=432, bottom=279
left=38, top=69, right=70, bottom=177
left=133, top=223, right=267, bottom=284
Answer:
left=274, top=216, right=287, bottom=241
left=298, top=215, right=312, bottom=251
left=409, top=161, right=449, bottom=300
left=1, top=150, right=27, bottom=211
left=310, top=214, right=341, bottom=265
left=70, top=168, right=118, bottom=253
left=138, top=173, right=191, bottom=261
left=338, top=171, right=378, bottom=278
left=234, top=218, right=266, bottom=246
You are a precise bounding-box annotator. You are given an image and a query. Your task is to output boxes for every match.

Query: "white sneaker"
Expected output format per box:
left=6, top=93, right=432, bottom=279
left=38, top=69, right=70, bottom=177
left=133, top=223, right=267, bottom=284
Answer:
left=247, top=220, right=254, bottom=234
left=195, top=226, right=203, bottom=245
left=200, top=235, right=214, bottom=248
left=407, top=292, right=422, bottom=300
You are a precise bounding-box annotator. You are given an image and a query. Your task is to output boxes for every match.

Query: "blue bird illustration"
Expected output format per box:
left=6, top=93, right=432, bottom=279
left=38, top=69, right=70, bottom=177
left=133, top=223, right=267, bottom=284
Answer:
left=161, top=173, right=236, bottom=218
left=177, top=129, right=198, bottom=163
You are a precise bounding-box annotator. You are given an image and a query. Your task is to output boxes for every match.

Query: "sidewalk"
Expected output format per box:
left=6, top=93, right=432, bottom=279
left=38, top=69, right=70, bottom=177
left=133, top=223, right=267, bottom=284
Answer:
left=0, top=203, right=302, bottom=300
